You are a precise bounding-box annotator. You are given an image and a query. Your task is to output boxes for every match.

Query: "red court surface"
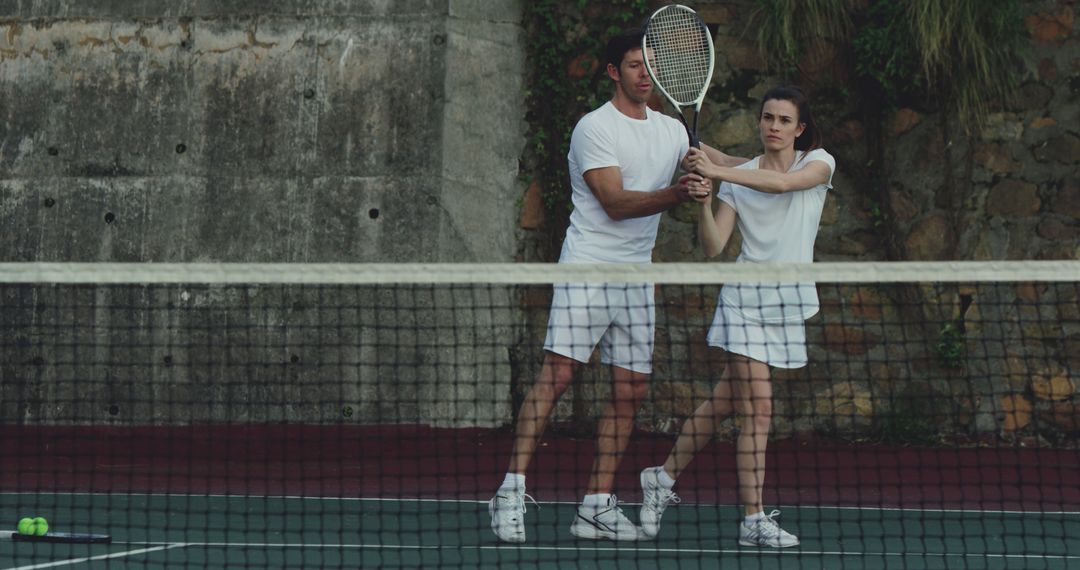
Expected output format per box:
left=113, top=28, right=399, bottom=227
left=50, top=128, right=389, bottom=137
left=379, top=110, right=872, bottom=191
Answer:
left=4, top=425, right=1078, bottom=512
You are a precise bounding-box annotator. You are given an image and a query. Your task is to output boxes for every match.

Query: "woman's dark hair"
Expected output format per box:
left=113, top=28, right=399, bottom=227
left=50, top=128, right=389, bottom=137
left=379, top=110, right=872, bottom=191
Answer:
left=605, top=28, right=645, bottom=70
left=760, top=85, right=821, bottom=153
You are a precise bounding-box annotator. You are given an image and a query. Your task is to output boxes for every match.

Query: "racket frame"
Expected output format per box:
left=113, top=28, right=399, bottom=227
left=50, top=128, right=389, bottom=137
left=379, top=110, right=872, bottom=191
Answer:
left=4, top=530, right=113, bottom=544
left=641, top=4, right=715, bottom=148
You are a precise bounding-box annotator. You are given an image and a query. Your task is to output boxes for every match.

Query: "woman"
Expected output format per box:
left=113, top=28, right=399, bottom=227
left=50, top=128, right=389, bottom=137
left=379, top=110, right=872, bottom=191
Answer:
left=638, top=85, right=835, bottom=547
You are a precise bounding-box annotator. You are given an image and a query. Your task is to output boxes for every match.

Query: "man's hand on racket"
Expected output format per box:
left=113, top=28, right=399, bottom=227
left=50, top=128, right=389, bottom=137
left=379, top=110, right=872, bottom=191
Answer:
left=676, top=173, right=712, bottom=203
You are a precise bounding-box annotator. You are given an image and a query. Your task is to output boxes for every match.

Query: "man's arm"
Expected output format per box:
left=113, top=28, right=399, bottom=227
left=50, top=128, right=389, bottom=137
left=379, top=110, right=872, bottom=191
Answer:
left=584, top=167, right=705, bottom=221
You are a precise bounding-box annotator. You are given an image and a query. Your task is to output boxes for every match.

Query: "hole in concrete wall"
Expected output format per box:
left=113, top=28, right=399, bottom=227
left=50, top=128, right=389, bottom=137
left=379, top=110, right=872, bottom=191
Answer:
left=163, top=355, right=173, bottom=366
left=304, top=88, right=315, bottom=99
left=44, top=198, right=55, bottom=208
left=31, top=356, right=44, bottom=366
left=290, top=354, right=300, bottom=363
left=432, top=34, right=446, bottom=46
left=104, top=212, right=116, bottom=224
left=176, top=143, right=186, bottom=154
left=368, top=208, right=380, bottom=220
left=108, top=404, right=119, bottom=416
left=47, top=147, right=59, bottom=156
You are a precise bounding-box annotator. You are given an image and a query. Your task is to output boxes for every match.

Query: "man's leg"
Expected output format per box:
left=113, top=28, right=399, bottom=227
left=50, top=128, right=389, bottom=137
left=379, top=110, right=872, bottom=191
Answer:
left=569, top=365, right=650, bottom=541
left=507, top=352, right=579, bottom=475
left=587, top=365, right=650, bottom=494
left=489, top=351, right=579, bottom=543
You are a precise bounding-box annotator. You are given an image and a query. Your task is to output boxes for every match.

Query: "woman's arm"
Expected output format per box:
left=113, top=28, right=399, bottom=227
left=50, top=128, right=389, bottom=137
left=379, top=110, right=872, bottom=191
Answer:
left=696, top=143, right=750, bottom=168
left=686, top=148, right=831, bottom=194
left=698, top=196, right=737, bottom=258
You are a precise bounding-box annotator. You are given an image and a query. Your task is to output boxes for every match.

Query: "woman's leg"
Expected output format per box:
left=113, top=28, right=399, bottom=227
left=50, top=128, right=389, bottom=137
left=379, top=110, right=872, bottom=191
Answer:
left=640, top=351, right=737, bottom=539
left=662, top=361, right=735, bottom=480
left=729, top=355, right=773, bottom=516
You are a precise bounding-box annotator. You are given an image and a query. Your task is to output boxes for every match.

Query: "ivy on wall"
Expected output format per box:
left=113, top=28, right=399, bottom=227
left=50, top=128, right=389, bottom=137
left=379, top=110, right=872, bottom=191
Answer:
left=521, top=0, right=650, bottom=257
left=521, top=0, right=1026, bottom=260
left=752, top=0, right=1026, bottom=261
left=754, top=0, right=1024, bottom=130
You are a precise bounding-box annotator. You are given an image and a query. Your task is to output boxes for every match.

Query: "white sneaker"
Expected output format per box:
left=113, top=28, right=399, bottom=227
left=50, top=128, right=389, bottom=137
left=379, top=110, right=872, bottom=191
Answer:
left=569, top=495, right=643, bottom=541
left=489, top=489, right=537, bottom=543
left=738, top=510, right=800, bottom=548
left=639, top=467, right=680, bottom=539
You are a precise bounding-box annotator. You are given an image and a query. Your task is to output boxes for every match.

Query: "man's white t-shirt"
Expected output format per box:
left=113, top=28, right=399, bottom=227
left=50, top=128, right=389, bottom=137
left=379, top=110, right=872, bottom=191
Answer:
left=561, top=101, right=689, bottom=263
left=717, top=148, right=836, bottom=323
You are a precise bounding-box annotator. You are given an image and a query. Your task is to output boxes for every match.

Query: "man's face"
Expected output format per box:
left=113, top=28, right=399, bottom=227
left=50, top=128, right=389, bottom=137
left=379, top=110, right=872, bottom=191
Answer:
left=613, top=48, right=653, bottom=104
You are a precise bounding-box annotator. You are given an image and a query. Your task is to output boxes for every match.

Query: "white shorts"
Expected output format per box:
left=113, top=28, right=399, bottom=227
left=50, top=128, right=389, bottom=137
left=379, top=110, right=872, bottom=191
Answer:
left=543, top=282, right=655, bottom=374
left=706, top=302, right=807, bottom=369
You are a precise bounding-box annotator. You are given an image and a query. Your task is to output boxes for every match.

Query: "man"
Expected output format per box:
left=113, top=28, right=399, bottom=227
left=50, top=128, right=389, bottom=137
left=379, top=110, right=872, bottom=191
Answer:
left=489, top=29, right=744, bottom=543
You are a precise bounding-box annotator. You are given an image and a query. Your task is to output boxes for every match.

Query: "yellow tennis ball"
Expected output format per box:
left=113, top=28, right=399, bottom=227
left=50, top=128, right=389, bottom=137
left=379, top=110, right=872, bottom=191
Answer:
left=17, top=518, right=34, bottom=535
left=32, top=517, right=48, bottom=536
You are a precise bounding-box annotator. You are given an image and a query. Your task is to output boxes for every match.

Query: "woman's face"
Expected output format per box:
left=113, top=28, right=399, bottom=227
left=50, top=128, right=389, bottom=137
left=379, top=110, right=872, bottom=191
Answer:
left=759, top=98, right=805, bottom=152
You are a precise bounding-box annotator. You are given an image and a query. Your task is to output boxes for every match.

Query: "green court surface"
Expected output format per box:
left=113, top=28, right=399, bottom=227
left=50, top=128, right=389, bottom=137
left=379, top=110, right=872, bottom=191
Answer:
left=1, top=494, right=1077, bottom=569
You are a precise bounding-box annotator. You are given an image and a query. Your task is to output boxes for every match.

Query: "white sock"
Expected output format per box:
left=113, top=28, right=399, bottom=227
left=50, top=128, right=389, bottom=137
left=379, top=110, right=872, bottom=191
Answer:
left=499, top=473, right=525, bottom=493
left=655, top=467, right=676, bottom=490
left=581, top=493, right=612, bottom=509
left=744, top=511, right=765, bottom=525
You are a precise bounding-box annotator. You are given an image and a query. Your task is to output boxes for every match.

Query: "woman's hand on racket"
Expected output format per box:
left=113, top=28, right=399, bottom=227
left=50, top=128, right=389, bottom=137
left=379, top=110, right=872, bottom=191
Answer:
left=685, top=147, right=719, bottom=178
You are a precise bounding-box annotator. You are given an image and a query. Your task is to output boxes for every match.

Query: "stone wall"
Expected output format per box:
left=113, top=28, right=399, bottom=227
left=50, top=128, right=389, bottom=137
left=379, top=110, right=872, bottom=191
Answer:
left=514, top=0, right=1079, bottom=441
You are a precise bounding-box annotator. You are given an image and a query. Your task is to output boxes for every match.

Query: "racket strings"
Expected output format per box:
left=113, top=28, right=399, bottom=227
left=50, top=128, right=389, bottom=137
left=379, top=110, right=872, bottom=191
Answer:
left=645, top=11, right=712, bottom=105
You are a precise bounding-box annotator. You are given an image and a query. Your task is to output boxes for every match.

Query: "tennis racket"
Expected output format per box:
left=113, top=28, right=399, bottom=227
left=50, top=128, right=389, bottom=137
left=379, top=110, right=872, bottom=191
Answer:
left=642, top=4, right=715, bottom=149
left=3, top=530, right=112, bottom=544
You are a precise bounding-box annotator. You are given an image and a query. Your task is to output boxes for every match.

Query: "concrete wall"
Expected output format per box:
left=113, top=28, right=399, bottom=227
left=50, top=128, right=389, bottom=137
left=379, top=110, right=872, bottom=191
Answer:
left=0, top=0, right=526, bottom=426
left=1, top=0, right=523, bottom=263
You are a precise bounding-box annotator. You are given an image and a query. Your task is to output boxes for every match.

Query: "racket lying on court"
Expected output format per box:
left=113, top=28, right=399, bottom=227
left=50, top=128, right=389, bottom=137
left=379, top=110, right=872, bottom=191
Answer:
left=2, top=530, right=112, bottom=544
left=642, top=4, right=715, bottom=149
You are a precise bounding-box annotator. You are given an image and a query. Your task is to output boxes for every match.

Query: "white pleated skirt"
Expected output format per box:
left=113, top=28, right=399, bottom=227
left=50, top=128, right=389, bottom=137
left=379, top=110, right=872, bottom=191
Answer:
left=705, top=303, right=808, bottom=369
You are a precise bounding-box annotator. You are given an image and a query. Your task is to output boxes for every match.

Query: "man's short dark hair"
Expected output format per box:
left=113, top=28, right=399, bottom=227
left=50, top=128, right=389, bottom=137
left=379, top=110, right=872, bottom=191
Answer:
left=605, top=28, right=644, bottom=70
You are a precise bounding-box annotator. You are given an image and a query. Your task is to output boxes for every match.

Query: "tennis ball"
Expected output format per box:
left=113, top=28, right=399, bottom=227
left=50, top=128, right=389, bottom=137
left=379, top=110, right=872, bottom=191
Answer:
left=17, top=518, right=34, bottom=535
left=32, top=517, right=48, bottom=536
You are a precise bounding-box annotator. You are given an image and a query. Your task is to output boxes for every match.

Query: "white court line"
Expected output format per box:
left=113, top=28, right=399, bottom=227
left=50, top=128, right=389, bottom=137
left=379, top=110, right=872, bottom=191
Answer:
left=471, top=547, right=1080, bottom=561
left=3, top=544, right=185, bottom=570
left=351, top=497, right=1080, bottom=516
left=92, top=542, right=1080, bottom=561
left=2, top=492, right=1078, bottom=516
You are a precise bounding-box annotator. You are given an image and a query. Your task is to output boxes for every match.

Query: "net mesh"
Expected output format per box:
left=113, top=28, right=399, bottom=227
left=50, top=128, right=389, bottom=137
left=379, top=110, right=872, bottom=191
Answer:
left=2, top=261, right=1078, bottom=568
left=644, top=6, right=713, bottom=105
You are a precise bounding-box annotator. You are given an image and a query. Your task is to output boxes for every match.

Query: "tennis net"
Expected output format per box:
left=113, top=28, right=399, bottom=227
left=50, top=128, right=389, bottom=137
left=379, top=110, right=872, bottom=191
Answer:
left=1, top=261, right=1077, bottom=568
